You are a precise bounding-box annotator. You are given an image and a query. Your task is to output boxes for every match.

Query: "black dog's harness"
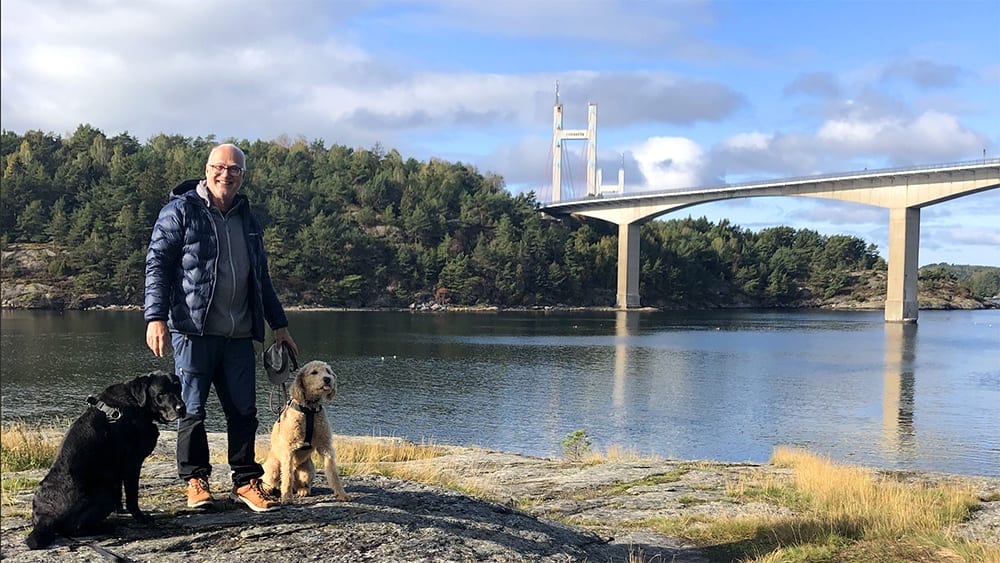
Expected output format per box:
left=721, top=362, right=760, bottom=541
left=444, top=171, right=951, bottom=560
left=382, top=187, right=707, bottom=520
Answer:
left=86, top=396, right=122, bottom=423
left=284, top=400, right=322, bottom=451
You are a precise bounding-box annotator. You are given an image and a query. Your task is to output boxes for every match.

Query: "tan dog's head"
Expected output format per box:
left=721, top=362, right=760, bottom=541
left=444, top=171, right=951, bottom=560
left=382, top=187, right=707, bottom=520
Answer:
left=289, top=360, right=337, bottom=406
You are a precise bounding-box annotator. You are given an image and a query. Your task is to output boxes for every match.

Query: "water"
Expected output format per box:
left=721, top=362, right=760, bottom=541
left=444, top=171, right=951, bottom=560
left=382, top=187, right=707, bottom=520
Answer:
left=1, top=308, right=998, bottom=476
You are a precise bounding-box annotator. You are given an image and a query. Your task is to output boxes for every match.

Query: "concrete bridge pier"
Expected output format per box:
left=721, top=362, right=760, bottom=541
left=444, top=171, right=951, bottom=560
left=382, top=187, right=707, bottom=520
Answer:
left=616, top=222, right=641, bottom=308
left=885, top=207, right=920, bottom=323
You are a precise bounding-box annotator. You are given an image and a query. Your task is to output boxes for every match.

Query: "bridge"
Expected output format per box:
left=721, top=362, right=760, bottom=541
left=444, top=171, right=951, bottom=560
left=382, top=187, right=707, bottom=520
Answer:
left=537, top=97, right=1000, bottom=322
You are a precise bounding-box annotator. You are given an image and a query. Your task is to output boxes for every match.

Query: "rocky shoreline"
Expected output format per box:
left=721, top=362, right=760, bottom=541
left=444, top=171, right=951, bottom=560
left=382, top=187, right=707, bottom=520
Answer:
left=1, top=432, right=998, bottom=562
left=3, top=244, right=997, bottom=312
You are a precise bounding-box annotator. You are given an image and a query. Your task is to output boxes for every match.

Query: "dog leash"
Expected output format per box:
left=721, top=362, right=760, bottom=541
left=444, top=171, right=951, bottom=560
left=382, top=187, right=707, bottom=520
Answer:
left=269, top=387, right=288, bottom=416
left=267, top=343, right=299, bottom=415
left=67, top=535, right=135, bottom=562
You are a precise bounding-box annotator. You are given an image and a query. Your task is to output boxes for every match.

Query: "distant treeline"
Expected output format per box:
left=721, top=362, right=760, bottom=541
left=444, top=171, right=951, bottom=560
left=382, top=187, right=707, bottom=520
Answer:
left=2, top=125, right=997, bottom=308
left=920, top=264, right=1000, bottom=300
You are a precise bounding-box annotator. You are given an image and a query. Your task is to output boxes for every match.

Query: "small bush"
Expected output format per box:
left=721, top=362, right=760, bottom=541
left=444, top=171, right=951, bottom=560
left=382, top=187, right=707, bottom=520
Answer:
left=561, top=429, right=592, bottom=462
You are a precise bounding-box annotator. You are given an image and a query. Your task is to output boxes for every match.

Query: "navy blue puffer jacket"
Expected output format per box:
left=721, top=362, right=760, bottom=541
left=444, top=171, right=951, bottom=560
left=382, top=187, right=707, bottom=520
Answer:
left=144, top=179, right=288, bottom=342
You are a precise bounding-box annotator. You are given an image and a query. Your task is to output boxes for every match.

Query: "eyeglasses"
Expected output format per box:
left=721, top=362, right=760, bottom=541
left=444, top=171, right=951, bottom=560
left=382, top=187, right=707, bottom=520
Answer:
left=208, top=163, right=244, bottom=175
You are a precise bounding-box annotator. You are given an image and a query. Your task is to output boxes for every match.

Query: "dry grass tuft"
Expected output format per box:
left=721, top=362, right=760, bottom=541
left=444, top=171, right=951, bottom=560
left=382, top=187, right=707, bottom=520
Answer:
left=334, top=437, right=445, bottom=465
left=0, top=420, right=63, bottom=473
left=637, top=448, right=995, bottom=562
left=253, top=435, right=446, bottom=469
left=770, top=446, right=979, bottom=538
left=581, top=444, right=653, bottom=465
left=0, top=420, right=63, bottom=518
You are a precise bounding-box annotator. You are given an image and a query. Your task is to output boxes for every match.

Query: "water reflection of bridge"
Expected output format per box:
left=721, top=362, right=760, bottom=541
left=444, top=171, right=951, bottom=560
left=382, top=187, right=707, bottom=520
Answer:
left=539, top=99, right=1000, bottom=322
left=611, top=311, right=918, bottom=462
left=882, top=323, right=916, bottom=457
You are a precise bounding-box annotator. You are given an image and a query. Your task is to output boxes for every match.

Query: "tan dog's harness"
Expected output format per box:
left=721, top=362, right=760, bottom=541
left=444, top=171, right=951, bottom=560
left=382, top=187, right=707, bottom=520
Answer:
left=284, top=400, right=322, bottom=451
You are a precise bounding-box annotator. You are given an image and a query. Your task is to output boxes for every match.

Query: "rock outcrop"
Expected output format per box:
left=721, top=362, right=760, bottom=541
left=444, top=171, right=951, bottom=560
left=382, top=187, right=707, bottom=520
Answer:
left=2, top=432, right=997, bottom=562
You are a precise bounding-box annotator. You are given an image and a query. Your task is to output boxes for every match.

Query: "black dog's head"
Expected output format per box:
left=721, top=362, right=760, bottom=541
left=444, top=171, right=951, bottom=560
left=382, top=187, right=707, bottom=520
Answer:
left=127, top=371, right=186, bottom=423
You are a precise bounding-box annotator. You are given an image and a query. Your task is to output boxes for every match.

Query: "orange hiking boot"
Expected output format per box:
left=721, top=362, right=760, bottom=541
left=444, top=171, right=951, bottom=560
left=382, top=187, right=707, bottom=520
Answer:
left=230, top=478, right=279, bottom=512
left=186, top=477, right=213, bottom=508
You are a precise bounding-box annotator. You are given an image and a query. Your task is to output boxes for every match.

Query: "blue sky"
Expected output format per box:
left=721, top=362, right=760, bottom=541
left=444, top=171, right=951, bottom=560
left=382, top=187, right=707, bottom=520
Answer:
left=2, top=0, right=998, bottom=265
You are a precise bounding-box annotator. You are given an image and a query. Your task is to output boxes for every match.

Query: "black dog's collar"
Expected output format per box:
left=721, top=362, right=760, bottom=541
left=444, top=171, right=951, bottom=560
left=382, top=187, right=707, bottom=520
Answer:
left=86, top=396, right=122, bottom=423
left=285, top=400, right=322, bottom=450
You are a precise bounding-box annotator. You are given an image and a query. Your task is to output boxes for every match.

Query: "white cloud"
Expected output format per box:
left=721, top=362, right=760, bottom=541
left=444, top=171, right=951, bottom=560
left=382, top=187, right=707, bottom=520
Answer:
left=816, top=110, right=985, bottom=162
left=721, top=132, right=772, bottom=151
left=629, top=136, right=705, bottom=190
left=817, top=118, right=886, bottom=146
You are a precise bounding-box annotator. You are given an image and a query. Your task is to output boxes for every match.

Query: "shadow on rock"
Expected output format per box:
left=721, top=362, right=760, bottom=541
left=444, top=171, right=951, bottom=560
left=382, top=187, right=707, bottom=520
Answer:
left=2, top=474, right=702, bottom=562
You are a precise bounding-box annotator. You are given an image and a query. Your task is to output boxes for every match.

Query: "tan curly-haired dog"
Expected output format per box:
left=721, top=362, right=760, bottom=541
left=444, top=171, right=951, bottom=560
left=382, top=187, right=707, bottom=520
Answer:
left=261, top=361, right=349, bottom=502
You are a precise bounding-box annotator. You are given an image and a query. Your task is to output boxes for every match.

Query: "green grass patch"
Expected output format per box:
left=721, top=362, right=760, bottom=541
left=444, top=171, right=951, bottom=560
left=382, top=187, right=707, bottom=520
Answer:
left=677, top=493, right=708, bottom=507
left=602, top=466, right=691, bottom=496
left=1, top=475, right=39, bottom=519
left=981, top=491, right=1000, bottom=502
left=1, top=475, right=40, bottom=495
left=729, top=480, right=812, bottom=511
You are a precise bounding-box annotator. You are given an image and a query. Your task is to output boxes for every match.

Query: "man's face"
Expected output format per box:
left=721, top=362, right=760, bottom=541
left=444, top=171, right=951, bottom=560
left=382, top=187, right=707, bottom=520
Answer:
left=205, top=146, right=245, bottom=206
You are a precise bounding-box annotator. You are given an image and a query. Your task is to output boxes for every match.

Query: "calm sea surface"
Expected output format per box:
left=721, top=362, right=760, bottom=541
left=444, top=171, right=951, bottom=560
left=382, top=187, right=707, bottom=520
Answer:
left=1, top=308, right=997, bottom=476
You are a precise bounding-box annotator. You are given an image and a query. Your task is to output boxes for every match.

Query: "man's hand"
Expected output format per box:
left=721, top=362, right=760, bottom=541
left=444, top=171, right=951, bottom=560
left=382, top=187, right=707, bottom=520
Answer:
left=146, top=321, right=169, bottom=357
left=273, top=326, right=298, bottom=357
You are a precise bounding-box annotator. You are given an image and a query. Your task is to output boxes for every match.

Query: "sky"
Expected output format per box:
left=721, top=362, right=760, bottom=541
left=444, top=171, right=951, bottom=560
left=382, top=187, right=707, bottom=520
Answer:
left=2, top=0, right=998, bottom=266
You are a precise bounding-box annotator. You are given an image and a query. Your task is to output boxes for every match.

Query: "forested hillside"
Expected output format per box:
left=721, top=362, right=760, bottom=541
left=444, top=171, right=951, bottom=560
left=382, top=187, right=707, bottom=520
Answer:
left=2, top=126, right=997, bottom=310
left=921, top=263, right=1000, bottom=300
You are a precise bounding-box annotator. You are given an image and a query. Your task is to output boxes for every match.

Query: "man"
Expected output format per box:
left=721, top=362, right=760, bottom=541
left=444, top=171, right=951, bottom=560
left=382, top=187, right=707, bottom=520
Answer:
left=144, top=143, right=297, bottom=512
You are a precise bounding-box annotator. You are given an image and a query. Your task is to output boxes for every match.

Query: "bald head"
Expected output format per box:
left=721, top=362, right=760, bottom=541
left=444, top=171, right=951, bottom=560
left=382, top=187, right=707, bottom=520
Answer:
left=207, top=144, right=246, bottom=169
left=204, top=144, right=246, bottom=212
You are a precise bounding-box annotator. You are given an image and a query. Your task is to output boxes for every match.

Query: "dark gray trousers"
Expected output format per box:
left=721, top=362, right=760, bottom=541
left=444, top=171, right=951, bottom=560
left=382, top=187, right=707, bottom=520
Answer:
left=172, top=333, right=261, bottom=487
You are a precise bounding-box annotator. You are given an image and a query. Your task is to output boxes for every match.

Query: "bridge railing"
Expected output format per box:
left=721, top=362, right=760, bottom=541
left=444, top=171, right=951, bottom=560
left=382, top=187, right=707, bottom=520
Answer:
left=544, top=157, right=1000, bottom=206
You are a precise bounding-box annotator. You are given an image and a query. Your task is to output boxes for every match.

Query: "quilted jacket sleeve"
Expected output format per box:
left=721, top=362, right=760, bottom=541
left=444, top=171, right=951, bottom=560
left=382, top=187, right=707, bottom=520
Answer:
left=144, top=201, right=184, bottom=323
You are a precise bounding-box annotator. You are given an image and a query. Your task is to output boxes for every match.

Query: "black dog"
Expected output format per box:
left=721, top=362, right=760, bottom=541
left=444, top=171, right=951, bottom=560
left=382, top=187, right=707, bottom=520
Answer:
left=25, top=371, right=185, bottom=550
